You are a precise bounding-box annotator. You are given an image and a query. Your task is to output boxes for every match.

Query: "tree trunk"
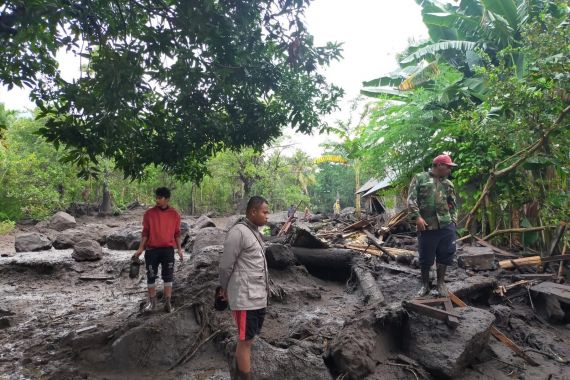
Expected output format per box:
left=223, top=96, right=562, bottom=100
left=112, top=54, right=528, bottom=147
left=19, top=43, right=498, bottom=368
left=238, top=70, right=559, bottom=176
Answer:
left=353, top=265, right=385, bottom=305
left=291, top=247, right=355, bottom=281
left=98, top=182, right=113, bottom=216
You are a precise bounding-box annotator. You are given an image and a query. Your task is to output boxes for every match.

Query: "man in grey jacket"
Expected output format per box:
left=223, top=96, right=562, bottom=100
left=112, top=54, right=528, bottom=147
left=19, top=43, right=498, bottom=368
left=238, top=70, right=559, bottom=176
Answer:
left=219, top=196, right=269, bottom=380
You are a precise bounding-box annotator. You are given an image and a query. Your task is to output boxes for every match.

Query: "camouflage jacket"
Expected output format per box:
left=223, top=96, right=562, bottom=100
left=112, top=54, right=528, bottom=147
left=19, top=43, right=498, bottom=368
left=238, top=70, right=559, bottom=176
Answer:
left=407, top=171, right=457, bottom=230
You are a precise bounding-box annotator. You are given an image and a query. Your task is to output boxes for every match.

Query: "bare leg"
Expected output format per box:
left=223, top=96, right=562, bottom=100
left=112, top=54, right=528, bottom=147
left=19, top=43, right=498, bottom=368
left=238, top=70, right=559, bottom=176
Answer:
left=236, top=339, right=253, bottom=374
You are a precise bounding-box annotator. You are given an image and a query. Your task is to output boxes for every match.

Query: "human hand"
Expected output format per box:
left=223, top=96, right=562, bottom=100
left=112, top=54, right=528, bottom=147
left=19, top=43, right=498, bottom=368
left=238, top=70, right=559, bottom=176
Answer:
left=178, top=250, right=184, bottom=262
left=416, top=217, right=428, bottom=231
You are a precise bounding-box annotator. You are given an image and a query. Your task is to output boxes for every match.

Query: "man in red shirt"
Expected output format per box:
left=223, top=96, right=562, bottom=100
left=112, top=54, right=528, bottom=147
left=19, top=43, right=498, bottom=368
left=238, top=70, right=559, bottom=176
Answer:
left=132, top=187, right=183, bottom=313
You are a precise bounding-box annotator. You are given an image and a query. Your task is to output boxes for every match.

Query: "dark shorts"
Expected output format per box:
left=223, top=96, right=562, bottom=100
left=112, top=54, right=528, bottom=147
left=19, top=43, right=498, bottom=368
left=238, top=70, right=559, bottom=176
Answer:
left=232, top=308, right=266, bottom=341
left=144, top=247, right=175, bottom=286
left=418, top=223, right=457, bottom=268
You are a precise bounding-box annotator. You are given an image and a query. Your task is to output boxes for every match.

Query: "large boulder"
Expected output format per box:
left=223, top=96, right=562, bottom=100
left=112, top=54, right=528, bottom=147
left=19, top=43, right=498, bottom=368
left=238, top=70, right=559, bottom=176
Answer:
left=265, top=244, right=296, bottom=270
left=53, top=224, right=110, bottom=249
left=71, top=240, right=103, bottom=261
left=407, top=306, right=495, bottom=379
left=48, top=211, right=77, bottom=231
left=106, top=227, right=142, bottom=250
left=15, top=233, right=52, bottom=252
left=191, top=227, right=226, bottom=254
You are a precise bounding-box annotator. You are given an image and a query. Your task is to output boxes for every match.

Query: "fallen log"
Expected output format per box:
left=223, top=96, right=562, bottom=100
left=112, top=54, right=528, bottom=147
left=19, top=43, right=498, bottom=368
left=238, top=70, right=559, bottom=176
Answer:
left=291, top=247, right=354, bottom=281
left=353, top=266, right=385, bottom=305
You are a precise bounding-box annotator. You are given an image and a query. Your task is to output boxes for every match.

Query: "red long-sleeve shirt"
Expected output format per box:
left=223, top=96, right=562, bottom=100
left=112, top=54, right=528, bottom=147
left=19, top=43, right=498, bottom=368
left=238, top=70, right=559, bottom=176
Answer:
left=141, top=206, right=181, bottom=249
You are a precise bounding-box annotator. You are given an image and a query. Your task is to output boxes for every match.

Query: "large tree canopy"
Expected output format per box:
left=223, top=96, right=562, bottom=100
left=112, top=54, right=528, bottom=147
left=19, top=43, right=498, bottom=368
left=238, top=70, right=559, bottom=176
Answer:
left=0, top=0, right=343, bottom=179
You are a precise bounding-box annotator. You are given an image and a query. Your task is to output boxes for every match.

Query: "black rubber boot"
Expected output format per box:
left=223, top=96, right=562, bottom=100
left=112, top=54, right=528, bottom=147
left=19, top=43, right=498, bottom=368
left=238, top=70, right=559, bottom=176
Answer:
left=435, top=264, right=448, bottom=296
left=416, top=267, right=431, bottom=297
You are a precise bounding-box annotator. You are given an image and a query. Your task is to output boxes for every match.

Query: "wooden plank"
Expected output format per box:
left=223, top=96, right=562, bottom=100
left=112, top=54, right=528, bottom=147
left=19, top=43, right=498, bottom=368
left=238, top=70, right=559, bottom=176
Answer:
left=403, top=300, right=461, bottom=321
left=379, top=263, right=420, bottom=276
left=413, top=298, right=450, bottom=305
left=448, top=291, right=539, bottom=366
left=443, top=298, right=460, bottom=327
left=530, top=282, right=570, bottom=303
left=490, top=328, right=540, bottom=367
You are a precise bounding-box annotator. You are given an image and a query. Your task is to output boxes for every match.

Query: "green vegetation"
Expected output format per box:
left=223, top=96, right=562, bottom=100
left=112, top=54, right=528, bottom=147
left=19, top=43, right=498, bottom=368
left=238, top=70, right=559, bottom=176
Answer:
left=358, top=0, right=569, bottom=247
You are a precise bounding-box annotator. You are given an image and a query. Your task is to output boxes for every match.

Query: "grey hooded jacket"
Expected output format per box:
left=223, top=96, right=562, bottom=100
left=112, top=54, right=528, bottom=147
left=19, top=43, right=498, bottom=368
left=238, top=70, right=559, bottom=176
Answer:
left=219, top=218, right=268, bottom=310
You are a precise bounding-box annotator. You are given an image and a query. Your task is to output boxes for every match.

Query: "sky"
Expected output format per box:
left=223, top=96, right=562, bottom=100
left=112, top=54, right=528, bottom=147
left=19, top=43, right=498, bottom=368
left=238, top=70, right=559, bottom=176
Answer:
left=0, top=0, right=428, bottom=156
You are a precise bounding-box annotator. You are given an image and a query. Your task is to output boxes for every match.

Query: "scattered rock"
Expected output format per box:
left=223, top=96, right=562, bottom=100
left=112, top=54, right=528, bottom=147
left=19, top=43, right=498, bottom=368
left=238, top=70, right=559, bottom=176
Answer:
left=193, top=214, right=216, bottom=229
left=53, top=224, right=110, bottom=249
left=265, top=244, right=296, bottom=270
left=340, top=207, right=355, bottom=215
left=407, top=306, right=495, bottom=379
left=15, top=232, right=52, bottom=252
left=106, top=227, right=142, bottom=250
left=191, top=227, right=226, bottom=254
left=49, top=211, right=77, bottom=231
left=72, top=240, right=103, bottom=262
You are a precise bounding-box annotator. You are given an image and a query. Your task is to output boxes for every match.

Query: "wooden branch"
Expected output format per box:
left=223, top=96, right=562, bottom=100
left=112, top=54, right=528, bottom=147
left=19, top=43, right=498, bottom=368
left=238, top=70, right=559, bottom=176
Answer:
left=364, top=230, right=395, bottom=260
left=483, top=226, right=556, bottom=241
left=465, top=105, right=570, bottom=230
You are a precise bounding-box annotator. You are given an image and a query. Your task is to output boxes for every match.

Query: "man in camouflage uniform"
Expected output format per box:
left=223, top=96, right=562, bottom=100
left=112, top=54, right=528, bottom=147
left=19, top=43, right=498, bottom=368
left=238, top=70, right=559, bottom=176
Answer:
left=408, top=154, right=458, bottom=297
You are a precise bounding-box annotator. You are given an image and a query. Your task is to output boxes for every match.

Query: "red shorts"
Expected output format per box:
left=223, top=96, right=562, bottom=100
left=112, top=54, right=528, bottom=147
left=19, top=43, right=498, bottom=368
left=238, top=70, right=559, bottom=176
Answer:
left=232, top=308, right=266, bottom=341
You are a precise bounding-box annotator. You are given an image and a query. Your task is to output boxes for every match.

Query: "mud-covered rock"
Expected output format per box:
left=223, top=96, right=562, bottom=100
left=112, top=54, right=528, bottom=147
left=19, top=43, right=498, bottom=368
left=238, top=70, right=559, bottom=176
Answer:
left=407, top=306, right=495, bottom=379
left=192, top=245, right=223, bottom=269
left=226, top=338, right=332, bottom=380
left=53, top=224, right=110, bottom=249
left=224, top=215, right=244, bottom=231
left=15, top=233, right=52, bottom=252
left=106, top=227, right=142, bottom=250
left=193, top=214, right=216, bottom=229
left=72, top=240, right=103, bottom=261
left=49, top=211, right=77, bottom=231
left=328, top=309, right=403, bottom=380
left=265, top=244, right=296, bottom=270
left=110, top=307, right=201, bottom=369
left=191, top=227, right=226, bottom=254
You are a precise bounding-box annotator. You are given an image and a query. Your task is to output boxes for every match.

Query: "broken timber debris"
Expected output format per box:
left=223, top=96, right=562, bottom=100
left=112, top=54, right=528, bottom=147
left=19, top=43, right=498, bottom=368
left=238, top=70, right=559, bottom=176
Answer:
left=402, top=298, right=461, bottom=326
left=499, top=254, right=570, bottom=269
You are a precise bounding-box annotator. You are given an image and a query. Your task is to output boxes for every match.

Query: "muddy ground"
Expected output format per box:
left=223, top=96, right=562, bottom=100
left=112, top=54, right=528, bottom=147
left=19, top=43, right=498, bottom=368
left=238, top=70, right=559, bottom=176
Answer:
left=1, top=208, right=569, bottom=379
